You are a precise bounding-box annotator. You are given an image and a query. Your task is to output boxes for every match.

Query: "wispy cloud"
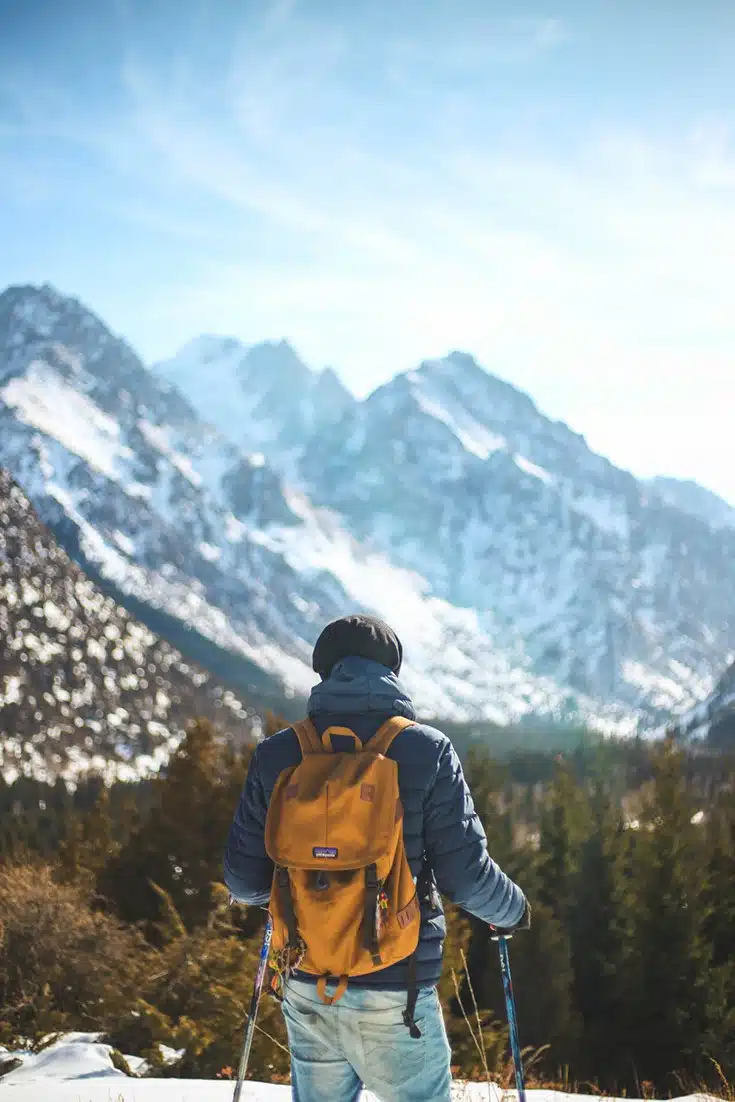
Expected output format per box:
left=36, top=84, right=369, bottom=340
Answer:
left=3, top=0, right=735, bottom=499
left=112, top=7, right=735, bottom=419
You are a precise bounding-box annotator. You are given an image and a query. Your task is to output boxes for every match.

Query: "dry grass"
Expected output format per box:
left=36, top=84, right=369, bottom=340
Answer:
left=0, top=864, right=148, bottom=1045
left=448, top=952, right=733, bottom=1102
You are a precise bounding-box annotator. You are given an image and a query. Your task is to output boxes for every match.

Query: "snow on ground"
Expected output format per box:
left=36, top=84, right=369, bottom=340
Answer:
left=0, top=1035, right=718, bottom=1102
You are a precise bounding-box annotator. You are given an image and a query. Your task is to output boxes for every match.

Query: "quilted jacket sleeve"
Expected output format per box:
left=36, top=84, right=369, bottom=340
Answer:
left=223, top=746, right=273, bottom=906
left=424, top=738, right=526, bottom=928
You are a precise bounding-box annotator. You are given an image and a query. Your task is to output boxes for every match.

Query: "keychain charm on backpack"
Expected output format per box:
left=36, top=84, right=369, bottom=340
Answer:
left=376, top=887, right=389, bottom=933
left=268, top=936, right=308, bottom=1001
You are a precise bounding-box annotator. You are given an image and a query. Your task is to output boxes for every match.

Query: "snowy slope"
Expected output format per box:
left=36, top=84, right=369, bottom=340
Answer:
left=0, top=286, right=348, bottom=701
left=0, top=1033, right=718, bottom=1102
left=0, top=468, right=257, bottom=784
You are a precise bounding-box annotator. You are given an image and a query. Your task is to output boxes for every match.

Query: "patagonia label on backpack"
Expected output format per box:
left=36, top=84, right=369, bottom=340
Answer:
left=313, top=846, right=338, bottom=859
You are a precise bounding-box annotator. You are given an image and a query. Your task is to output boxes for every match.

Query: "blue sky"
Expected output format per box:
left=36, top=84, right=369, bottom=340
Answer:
left=2, top=0, right=735, bottom=503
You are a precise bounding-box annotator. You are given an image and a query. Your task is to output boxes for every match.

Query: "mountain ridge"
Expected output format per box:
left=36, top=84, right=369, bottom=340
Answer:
left=1, top=283, right=601, bottom=731
left=1, top=281, right=733, bottom=739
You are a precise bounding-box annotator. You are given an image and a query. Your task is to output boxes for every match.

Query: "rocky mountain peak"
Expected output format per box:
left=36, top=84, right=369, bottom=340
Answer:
left=1, top=283, right=130, bottom=366
left=312, top=364, right=353, bottom=408
left=238, top=339, right=308, bottom=385
left=156, top=335, right=355, bottom=461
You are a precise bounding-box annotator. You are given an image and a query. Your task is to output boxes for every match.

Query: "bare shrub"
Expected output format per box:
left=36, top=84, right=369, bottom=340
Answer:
left=0, top=863, right=150, bottom=1045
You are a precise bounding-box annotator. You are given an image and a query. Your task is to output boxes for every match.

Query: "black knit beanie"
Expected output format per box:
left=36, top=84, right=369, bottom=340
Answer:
left=312, top=614, right=403, bottom=680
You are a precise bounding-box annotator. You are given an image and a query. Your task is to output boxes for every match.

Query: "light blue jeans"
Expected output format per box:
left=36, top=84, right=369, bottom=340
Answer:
left=282, top=977, right=452, bottom=1101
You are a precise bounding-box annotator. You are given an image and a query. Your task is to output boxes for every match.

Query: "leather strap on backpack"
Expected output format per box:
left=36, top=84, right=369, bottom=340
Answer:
left=321, top=727, right=362, bottom=753
left=362, top=863, right=382, bottom=967
left=276, top=866, right=300, bottom=948
left=316, top=974, right=349, bottom=1005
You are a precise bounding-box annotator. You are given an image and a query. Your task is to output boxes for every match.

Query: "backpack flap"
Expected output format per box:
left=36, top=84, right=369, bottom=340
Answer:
left=264, top=751, right=400, bottom=871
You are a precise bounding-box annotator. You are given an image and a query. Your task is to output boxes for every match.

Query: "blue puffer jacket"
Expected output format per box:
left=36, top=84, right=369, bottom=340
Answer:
left=224, top=657, right=526, bottom=990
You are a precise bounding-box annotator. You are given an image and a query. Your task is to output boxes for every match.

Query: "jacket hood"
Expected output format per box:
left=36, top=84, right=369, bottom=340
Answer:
left=307, top=656, right=416, bottom=719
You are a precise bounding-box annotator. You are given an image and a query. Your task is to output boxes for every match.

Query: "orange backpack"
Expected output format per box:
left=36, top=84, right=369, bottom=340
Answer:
left=264, top=716, right=422, bottom=1024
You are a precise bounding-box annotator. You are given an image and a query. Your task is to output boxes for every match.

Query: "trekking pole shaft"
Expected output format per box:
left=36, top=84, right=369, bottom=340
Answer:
left=233, top=913, right=273, bottom=1102
left=497, top=935, right=527, bottom=1102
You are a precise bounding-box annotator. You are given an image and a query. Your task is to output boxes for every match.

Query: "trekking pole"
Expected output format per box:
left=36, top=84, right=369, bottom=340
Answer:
left=233, top=912, right=273, bottom=1102
left=496, top=935, right=526, bottom=1102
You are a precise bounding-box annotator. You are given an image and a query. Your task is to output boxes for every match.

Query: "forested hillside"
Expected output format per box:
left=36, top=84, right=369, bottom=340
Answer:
left=1, top=717, right=732, bottom=1094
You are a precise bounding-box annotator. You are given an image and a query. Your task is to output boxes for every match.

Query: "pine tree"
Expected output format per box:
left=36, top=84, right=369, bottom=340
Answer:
left=622, top=740, right=714, bottom=1091
left=570, top=786, right=630, bottom=1085
left=98, top=718, right=249, bottom=934
left=494, top=895, right=579, bottom=1073
left=58, top=783, right=116, bottom=887
left=701, top=787, right=735, bottom=1079
left=536, top=758, right=591, bottom=924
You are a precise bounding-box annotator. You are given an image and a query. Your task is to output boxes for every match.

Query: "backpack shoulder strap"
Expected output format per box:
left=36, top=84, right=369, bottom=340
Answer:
left=291, top=719, right=323, bottom=757
left=366, top=716, right=417, bottom=757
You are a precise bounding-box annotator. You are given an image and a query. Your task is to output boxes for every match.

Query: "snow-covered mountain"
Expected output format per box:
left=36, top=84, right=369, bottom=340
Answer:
left=0, top=285, right=603, bottom=732
left=2, top=283, right=734, bottom=738
left=0, top=286, right=315, bottom=697
left=163, top=339, right=735, bottom=725
left=0, top=467, right=258, bottom=784
left=301, top=353, right=734, bottom=720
